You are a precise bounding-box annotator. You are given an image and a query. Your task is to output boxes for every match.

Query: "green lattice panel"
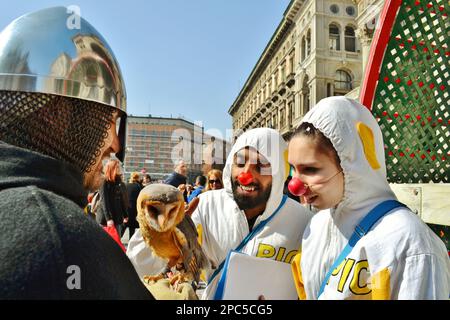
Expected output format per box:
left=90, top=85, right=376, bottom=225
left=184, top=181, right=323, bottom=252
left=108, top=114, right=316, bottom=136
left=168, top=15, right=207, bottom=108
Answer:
left=372, top=0, right=449, bottom=183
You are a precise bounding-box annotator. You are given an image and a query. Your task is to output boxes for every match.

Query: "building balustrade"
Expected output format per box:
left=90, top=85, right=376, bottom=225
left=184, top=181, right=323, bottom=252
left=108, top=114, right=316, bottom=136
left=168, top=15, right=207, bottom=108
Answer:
left=271, top=92, right=280, bottom=102
left=277, top=81, right=286, bottom=95
left=286, top=73, right=296, bottom=88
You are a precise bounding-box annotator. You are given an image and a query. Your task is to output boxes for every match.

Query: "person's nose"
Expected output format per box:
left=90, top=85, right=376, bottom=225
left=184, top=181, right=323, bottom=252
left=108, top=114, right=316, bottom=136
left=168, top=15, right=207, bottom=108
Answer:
left=110, top=129, right=120, bottom=154
left=243, top=162, right=259, bottom=176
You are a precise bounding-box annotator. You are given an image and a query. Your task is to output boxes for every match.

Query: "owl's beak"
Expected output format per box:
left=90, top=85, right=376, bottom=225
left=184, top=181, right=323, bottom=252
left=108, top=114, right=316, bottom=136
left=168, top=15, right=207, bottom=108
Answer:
left=157, top=212, right=168, bottom=229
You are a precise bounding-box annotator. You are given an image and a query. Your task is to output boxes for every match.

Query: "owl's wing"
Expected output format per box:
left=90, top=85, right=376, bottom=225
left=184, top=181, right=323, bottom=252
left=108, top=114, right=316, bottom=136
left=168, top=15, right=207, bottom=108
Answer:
left=176, top=214, right=210, bottom=283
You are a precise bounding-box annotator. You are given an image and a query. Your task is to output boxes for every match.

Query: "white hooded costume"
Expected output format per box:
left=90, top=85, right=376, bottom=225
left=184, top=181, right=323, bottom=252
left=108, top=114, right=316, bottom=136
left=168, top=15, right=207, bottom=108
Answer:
left=291, top=97, right=450, bottom=300
left=191, top=128, right=312, bottom=299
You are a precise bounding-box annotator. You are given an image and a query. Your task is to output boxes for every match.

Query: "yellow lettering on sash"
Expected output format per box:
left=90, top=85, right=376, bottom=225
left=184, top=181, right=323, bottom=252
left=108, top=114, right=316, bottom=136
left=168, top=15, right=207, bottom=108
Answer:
left=284, top=250, right=299, bottom=263
left=337, top=259, right=355, bottom=292
left=275, top=247, right=286, bottom=262
left=350, top=260, right=371, bottom=295
left=257, top=243, right=275, bottom=258
left=326, top=259, right=346, bottom=285
left=331, top=260, right=346, bottom=276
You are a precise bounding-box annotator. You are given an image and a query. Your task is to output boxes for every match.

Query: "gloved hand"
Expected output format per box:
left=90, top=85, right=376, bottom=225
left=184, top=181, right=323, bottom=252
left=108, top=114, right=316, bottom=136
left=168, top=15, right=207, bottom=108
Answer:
left=142, top=277, right=198, bottom=300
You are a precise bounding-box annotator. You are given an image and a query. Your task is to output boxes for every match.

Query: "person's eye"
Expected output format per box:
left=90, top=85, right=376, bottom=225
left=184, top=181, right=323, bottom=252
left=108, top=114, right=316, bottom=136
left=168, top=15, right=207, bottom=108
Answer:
left=303, top=167, right=319, bottom=174
left=257, top=163, right=271, bottom=171
left=235, top=157, right=245, bottom=166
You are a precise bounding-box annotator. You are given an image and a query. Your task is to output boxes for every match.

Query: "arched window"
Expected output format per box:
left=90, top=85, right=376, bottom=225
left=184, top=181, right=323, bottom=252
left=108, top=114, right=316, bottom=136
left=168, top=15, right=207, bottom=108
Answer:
left=301, top=36, right=306, bottom=62
left=345, top=26, right=356, bottom=52
left=335, top=70, right=352, bottom=92
left=306, top=29, right=311, bottom=56
left=329, top=24, right=340, bottom=51
left=289, top=51, right=294, bottom=74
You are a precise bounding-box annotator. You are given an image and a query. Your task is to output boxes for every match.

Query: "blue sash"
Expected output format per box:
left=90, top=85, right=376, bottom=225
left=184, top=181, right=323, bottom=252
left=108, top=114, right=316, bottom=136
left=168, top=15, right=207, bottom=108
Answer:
left=318, top=200, right=405, bottom=297
left=210, top=195, right=288, bottom=299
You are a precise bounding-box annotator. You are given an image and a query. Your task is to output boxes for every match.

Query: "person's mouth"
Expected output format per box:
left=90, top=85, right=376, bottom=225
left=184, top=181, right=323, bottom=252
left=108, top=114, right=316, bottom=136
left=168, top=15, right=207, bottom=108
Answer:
left=238, top=183, right=259, bottom=194
left=305, top=195, right=318, bottom=204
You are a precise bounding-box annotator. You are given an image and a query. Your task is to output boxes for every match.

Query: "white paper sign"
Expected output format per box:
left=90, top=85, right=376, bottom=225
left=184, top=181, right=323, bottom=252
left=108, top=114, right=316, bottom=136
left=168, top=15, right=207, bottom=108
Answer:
left=220, top=251, right=298, bottom=300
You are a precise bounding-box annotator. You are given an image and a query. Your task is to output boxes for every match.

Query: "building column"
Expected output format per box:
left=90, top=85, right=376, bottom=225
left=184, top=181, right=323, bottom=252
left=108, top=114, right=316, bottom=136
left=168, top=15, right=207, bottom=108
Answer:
left=286, top=53, right=292, bottom=75
left=294, top=91, right=301, bottom=119
left=309, top=77, right=317, bottom=106
left=299, top=91, right=304, bottom=116
left=356, top=28, right=374, bottom=76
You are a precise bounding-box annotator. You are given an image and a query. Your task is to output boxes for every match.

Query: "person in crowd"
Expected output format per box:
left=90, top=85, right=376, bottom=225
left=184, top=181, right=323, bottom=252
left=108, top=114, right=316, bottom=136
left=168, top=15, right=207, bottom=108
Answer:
left=96, top=160, right=129, bottom=237
left=125, top=172, right=143, bottom=238
left=164, top=160, right=187, bottom=188
left=187, top=175, right=206, bottom=203
left=142, top=174, right=152, bottom=187
left=204, top=169, right=223, bottom=191
left=288, top=96, right=450, bottom=299
left=0, top=7, right=152, bottom=299
left=126, top=128, right=313, bottom=299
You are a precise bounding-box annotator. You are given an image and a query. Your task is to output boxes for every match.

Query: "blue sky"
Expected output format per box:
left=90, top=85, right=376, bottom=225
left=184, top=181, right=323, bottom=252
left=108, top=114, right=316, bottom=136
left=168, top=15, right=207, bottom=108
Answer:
left=0, top=0, right=290, bottom=140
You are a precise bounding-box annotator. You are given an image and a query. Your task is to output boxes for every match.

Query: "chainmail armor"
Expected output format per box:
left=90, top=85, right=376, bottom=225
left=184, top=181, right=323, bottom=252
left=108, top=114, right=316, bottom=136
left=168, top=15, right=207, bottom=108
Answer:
left=0, top=90, right=115, bottom=173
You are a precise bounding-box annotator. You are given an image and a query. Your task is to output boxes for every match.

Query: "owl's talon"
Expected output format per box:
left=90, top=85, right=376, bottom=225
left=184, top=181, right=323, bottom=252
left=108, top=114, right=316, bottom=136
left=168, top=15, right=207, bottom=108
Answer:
left=143, top=273, right=164, bottom=284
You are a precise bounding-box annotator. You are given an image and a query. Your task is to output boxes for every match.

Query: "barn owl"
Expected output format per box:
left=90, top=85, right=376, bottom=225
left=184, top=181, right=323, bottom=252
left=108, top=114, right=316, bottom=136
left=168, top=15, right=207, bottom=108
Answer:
left=137, top=184, right=209, bottom=289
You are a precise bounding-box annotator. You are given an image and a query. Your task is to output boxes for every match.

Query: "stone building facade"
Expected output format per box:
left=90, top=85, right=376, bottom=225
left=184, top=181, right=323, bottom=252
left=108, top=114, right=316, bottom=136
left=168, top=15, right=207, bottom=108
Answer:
left=229, top=0, right=363, bottom=140
left=124, top=116, right=229, bottom=183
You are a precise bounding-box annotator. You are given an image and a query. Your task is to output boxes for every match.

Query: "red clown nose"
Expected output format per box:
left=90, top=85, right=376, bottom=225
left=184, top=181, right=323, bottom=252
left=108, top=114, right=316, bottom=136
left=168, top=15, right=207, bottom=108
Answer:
left=288, top=177, right=307, bottom=196
left=237, top=172, right=253, bottom=186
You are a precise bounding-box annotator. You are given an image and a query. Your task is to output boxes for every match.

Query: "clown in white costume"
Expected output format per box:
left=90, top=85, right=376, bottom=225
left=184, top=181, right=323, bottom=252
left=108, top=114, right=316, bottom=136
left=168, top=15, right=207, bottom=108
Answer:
left=192, top=128, right=312, bottom=299
left=127, top=128, right=312, bottom=299
left=288, top=96, right=450, bottom=300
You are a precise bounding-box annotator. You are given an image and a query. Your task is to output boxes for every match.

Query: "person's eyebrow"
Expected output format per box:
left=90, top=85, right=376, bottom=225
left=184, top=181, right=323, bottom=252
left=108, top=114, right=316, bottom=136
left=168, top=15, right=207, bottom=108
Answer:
left=299, top=161, right=321, bottom=167
left=257, top=154, right=271, bottom=166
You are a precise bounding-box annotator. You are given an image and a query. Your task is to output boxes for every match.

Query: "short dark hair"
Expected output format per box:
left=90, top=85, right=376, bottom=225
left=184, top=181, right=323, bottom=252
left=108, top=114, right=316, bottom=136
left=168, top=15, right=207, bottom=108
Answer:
left=291, top=122, right=341, bottom=167
left=196, top=175, right=207, bottom=187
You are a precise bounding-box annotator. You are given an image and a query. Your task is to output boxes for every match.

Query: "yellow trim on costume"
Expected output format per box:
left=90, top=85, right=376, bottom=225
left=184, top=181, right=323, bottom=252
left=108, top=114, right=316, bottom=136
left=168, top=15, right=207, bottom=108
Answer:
left=291, top=252, right=307, bottom=300
left=284, top=149, right=290, bottom=180
left=356, top=122, right=381, bottom=170
left=370, top=268, right=391, bottom=300
left=196, top=224, right=203, bottom=246
left=196, top=224, right=206, bottom=282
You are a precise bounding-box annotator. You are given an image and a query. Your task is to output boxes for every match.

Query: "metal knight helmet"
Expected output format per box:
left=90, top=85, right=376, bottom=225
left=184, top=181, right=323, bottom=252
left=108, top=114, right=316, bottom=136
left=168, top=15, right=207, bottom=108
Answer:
left=0, top=6, right=127, bottom=171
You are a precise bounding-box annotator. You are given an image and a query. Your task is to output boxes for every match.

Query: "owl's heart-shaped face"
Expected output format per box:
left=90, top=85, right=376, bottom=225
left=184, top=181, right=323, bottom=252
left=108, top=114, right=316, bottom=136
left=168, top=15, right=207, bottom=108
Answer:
left=137, top=183, right=185, bottom=232
left=142, top=200, right=183, bottom=232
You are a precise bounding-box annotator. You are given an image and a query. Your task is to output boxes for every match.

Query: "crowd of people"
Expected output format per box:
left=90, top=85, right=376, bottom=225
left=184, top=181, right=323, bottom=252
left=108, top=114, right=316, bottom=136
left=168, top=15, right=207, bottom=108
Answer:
left=0, top=7, right=448, bottom=300
left=86, top=161, right=225, bottom=243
